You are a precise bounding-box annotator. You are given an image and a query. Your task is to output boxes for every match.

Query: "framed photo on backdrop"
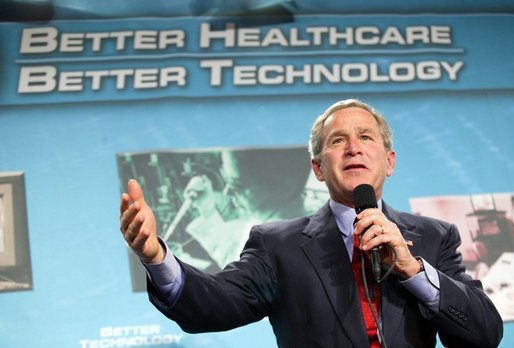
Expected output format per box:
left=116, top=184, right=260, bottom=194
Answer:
left=0, top=172, right=32, bottom=293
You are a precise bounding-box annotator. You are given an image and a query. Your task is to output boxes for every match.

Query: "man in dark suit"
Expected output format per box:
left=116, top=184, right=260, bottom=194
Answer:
left=119, top=99, right=503, bottom=347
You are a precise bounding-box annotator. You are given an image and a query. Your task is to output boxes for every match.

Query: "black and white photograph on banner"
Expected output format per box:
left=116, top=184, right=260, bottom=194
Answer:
left=117, top=146, right=329, bottom=291
left=410, top=192, right=514, bottom=321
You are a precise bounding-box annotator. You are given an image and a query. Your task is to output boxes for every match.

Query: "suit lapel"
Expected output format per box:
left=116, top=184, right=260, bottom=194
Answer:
left=381, top=202, right=422, bottom=346
left=301, top=203, right=369, bottom=347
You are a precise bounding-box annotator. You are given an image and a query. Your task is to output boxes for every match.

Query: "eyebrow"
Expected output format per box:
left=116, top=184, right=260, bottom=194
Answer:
left=324, top=129, right=346, bottom=142
left=355, top=126, right=375, bottom=134
left=325, top=126, right=375, bottom=139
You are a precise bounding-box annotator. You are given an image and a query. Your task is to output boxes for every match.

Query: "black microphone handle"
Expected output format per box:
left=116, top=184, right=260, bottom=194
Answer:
left=353, top=184, right=382, bottom=282
left=370, top=248, right=382, bottom=282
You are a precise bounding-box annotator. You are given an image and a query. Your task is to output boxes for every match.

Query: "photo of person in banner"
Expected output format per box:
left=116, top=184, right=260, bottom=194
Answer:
left=167, top=149, right=309, bottom=270
left=118, top=147, right=312, bottom=274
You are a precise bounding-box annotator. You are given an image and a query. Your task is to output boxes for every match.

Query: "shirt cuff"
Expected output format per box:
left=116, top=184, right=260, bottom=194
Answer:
left=400, top=257, right=440, bottom=311
left=142, top=237, right=183, bottom=286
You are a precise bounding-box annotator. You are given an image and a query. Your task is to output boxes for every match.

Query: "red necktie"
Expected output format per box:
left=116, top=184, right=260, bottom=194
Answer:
left=352, top=233, right=381, bottom=348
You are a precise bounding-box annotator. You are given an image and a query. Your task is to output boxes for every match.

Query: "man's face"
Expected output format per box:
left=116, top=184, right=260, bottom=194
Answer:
left=311, top=107, right=395, bottom=207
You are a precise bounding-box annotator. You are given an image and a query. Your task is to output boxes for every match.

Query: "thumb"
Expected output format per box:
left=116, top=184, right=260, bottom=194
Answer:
left=128, top=179, right=146, bottom=204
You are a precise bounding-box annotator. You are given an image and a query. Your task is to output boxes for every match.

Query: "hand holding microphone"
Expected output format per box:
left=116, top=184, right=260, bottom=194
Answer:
left=353, top=184, right=420, bottom=281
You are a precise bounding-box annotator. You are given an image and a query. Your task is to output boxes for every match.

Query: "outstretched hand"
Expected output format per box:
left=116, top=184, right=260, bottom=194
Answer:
left=120, top=179, right=164, bottom=264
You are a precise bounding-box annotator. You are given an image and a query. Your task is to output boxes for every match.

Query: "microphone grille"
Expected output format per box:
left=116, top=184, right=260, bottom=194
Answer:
left=353, top=184, right=377, bottom=214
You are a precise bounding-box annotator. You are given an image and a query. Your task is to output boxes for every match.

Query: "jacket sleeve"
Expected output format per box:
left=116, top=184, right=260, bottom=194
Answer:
left=147, top=226, right=277, bottom=333
left=428, top=223, right=503, bottom=347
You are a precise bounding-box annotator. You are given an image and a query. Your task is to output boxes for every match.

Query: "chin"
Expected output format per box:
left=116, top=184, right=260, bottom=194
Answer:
left=346, top=180, right=372, bottom=191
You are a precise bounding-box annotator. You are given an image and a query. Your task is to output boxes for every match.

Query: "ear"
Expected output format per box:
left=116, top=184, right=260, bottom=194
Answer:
left=386, top=150, right=396, bottom=177
left=311, top=159, right=325, bottom=181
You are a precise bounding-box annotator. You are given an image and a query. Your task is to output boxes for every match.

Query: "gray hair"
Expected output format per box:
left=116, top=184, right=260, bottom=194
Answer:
left=308, top=99, right=393, bottom=162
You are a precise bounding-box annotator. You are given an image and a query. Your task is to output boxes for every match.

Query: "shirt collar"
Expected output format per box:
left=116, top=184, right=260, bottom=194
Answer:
left=329, top=198, right=383, bottom=237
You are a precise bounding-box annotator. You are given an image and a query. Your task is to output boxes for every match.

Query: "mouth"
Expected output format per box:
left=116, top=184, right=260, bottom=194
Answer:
left=344, top=164, right=367, bottom=171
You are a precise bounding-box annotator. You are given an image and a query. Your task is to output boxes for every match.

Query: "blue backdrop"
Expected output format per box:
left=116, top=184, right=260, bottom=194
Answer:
left=0, top=2, right=513, bottom=347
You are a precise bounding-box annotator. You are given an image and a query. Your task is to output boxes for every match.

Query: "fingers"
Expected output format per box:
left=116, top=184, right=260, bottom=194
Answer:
left=130, top=227, right=151, bottom=251
left=354, top=209, right=400, bottom=250
left=358, top=224, right=385, bottom=249
left=120, top=192, right=130, bottom=216
left=128, top=179, right=145, bottom=204
left=120, top=179, right=145, bottom=244
left=354, top=209, right=418, bottom=276
left=120, top=200, right=150, bottom=249
left=120, top=197, right=140, bottom=231
left=119, top=179, right=162, bottom=263
left=354, top=209, right=415, bottom=272
left=125, top=213, right=144, bottom=245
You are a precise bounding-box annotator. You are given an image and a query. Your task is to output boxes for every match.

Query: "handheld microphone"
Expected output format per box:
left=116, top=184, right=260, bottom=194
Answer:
left=353, top=184, right=381, bottom=282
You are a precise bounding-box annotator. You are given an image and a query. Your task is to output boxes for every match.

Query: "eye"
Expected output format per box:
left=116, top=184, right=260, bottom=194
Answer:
left=332, top=137, right=344, bottom=144
left=361, top=134, right=373, bottom=141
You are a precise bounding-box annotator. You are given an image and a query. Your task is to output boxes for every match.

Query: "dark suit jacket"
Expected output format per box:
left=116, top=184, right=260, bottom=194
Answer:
left=148, top=202, right=503, bottom=347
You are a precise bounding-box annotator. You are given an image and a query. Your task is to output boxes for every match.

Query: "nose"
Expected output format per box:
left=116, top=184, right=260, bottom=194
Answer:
left=344, top=136, right=362, bottom=156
